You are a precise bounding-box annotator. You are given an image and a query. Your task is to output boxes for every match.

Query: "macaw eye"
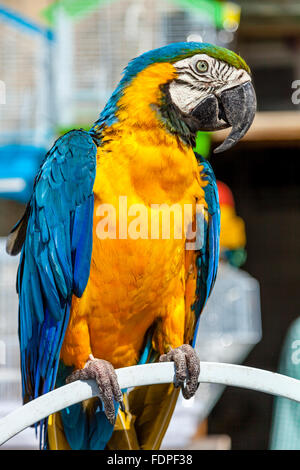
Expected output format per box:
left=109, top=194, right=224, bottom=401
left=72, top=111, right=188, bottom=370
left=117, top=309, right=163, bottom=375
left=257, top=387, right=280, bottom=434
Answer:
left=195, top=60, right=208, bottom=73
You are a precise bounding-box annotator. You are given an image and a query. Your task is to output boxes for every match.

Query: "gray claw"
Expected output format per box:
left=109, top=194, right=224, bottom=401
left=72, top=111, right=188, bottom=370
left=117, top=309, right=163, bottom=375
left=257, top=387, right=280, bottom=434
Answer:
left=66, top=357, right=124, bottom=425
left=159, top=344, right=200, bottom=399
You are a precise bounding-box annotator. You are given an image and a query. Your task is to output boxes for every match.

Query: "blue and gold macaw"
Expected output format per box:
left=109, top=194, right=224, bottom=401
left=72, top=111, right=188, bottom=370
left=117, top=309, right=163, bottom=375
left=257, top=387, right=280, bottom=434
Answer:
left=6, top=42, right=256, bottom=450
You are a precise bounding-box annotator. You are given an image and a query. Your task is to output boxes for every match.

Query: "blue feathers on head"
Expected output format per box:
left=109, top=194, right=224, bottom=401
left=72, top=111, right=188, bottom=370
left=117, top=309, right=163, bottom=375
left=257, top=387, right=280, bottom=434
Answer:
left=91, top=42, right=249, bottom=131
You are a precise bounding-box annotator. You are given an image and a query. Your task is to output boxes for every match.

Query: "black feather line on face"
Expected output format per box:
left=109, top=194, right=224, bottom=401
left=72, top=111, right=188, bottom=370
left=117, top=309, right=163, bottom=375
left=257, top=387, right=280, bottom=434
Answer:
left=178, top=68, right=199, bottom=82
left=155, top=83, right=199, bottom=148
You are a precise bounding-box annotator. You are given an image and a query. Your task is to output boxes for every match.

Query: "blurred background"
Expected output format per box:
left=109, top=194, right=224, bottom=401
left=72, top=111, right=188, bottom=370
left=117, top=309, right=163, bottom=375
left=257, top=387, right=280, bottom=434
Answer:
left=0, top=0, right=300, bottom=450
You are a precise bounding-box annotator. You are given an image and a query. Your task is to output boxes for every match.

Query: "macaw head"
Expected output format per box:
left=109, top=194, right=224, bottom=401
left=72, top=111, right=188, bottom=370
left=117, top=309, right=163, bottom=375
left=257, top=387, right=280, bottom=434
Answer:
left=95, top=42, right=256, bottom=153
left=163, top=43, right=256, bottom=153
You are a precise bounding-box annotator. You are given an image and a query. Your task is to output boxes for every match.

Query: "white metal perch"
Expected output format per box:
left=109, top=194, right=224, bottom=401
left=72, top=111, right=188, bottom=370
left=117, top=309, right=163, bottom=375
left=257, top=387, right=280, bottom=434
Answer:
left=1, top=361, right=300, bottom=446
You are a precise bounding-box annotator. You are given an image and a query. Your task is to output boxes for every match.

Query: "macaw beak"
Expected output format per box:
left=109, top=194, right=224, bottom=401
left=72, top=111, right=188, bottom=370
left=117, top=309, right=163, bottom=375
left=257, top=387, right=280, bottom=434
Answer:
left=191, top=81, right=256, bottom=153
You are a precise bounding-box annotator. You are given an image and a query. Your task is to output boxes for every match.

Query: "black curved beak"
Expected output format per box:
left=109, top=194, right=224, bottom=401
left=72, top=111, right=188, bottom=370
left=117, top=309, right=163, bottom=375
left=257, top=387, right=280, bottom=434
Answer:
left=191, top=81, right=256, bottom=153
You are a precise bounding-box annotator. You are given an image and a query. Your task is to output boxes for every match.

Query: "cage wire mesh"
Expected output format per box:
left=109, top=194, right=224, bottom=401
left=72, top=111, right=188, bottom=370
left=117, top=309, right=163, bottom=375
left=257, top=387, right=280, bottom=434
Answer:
left=57, top=0, right=226, bottom=128
left=0, top=14, right=53, bottom=147
left=0, top=1, right=237, bottom=135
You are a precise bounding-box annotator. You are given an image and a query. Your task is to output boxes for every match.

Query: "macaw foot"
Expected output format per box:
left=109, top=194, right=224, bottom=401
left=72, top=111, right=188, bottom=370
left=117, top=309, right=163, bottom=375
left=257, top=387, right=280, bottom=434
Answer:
left=65, top=354, right=125, bottom=425
left=159, top=344, right=200, bottom=399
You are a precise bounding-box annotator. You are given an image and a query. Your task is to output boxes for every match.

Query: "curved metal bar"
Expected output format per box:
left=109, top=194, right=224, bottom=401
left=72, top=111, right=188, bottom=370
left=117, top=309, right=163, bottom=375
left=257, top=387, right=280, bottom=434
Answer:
left=1, top=361, right=300, bottom=446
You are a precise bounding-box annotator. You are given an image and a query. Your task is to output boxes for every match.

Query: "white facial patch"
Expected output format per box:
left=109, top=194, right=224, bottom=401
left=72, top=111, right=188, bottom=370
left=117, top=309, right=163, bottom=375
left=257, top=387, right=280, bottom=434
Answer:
left=168, top=53, right=251, bottom=114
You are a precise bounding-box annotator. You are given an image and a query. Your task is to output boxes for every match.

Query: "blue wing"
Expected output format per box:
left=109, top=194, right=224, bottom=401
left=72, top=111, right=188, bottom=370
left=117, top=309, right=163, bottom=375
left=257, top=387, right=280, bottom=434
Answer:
left=192, top=153, right=220, bottom=346
left=7, top=130, right=97, bottom=442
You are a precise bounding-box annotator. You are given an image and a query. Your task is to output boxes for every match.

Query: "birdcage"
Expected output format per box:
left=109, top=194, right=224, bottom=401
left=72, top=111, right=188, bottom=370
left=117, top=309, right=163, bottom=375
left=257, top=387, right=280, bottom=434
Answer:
left=0, top=7, right=54, bottom=204
left=52, top=0, right=241, bottom=129
left=0, top=7, right=54, bottom=147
